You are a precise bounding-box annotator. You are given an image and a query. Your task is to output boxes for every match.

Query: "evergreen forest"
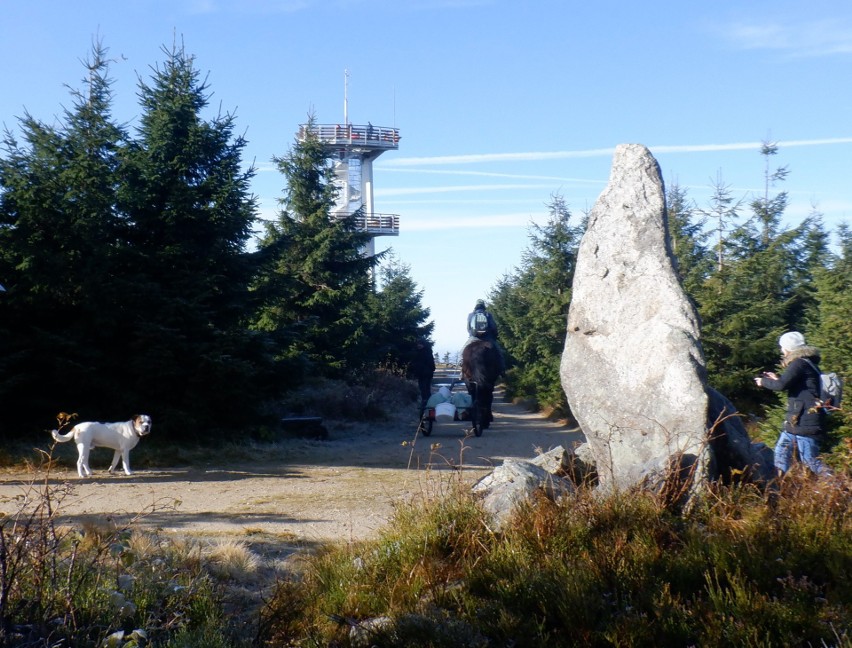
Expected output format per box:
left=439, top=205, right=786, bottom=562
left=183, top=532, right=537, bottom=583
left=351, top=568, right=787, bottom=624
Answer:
left=1, top=42, right=849, bottom=461
left=491, top=148, right=852, bottom=467
left=0, top=44, right=432, bottom=442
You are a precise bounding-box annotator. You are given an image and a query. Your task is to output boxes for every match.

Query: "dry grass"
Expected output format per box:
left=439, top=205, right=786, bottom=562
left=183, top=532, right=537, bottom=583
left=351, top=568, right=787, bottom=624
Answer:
left=205, top=539, right=261, bottom=583
left=257, top=470, right=852, bottom=647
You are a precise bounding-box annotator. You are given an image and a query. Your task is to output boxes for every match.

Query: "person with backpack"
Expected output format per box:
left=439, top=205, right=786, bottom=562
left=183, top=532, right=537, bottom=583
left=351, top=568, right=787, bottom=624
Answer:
left=467, top=299, right=498, bottom=340
left=464, top=299, right=505, bottom=375
left=754, top=331, right=831, bottom=476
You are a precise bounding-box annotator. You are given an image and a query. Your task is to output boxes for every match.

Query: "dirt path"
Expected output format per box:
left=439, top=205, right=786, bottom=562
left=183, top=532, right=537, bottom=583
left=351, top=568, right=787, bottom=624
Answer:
left=0, top=377, right=583, bottom=558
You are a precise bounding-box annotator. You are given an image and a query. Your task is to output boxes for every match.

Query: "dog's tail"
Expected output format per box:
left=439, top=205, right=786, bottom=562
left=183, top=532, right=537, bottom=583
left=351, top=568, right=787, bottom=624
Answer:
left=51, top=428, right=75, bottom=443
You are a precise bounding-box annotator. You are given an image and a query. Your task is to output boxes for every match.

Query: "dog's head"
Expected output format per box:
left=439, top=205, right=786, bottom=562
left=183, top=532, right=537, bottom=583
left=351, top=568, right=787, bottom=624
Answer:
left=132, top=414, right=153, bottom=436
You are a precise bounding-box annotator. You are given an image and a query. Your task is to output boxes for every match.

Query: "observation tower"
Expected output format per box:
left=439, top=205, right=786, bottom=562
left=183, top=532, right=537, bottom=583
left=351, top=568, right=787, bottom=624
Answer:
left=297, top=103, right=400, bottom=258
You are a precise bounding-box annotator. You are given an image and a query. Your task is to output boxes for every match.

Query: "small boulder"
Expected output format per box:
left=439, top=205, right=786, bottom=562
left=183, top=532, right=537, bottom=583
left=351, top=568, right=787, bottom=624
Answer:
left=472, top=458, right=574, bottom=531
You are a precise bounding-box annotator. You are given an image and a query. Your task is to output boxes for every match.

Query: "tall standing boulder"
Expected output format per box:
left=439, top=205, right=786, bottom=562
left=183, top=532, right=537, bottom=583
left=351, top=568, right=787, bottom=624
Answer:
left=560, top=144, right=770, bottom=494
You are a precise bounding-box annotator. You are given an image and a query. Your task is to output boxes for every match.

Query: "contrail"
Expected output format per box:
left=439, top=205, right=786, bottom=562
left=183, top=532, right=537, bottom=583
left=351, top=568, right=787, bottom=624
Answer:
left=389, top=148, right=613, bottom=166
left=378, top=183, right=557, bottom=197
left=403, top=212, right=546, bottom=232
left=388, top=137, right=852, bottom=167
left=379, top=168, right=593, bottom=182
left=652, top=138, right=852, bottom=153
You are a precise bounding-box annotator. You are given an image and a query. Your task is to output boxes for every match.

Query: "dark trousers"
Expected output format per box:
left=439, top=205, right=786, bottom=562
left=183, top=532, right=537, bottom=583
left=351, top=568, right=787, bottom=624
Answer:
left=418, top=375, right=433, bottom=407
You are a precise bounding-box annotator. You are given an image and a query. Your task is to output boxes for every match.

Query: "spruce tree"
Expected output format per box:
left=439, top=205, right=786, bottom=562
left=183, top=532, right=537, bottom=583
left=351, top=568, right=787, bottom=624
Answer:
left=0, top=42, right=129, bottom=431
left=699, top=170, right=744, bottom=273
left=364, top=253, right=434, bottom=372
left=253, top=116, right=378, bottom=378
left=697, top=142, right=813, bottom=408
left=808, top=224, right=852, bottom=441
left=119, top=42, right=268, bottom=437
left=789, top=210, right=832, bottom=332
left=489, top=194, right=582, bottom=412
left=666, top=181, right=712, bottom=298
left=810, top=223, right=852, bottom=374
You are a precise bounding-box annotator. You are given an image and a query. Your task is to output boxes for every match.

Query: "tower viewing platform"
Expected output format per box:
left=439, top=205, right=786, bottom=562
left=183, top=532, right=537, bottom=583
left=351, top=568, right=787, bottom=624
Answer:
left=297, top=121, right=401, bottom=241
left=298, top=123, right=400, bottom=155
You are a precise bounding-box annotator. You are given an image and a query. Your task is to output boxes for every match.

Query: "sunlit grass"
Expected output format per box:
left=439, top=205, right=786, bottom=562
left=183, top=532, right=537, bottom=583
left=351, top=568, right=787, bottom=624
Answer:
left=5, top=450, right=851, bottom=647
left=258, top=472, right=852, bottom=647
left=205, top=539, right=261, bottom=583
left=0, top=454, right=253, bottom=647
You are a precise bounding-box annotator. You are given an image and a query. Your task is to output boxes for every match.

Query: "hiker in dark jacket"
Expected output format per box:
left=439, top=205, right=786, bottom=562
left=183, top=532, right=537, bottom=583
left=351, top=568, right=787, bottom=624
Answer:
left=463, top=299, right=505, bottom=375
left=754, top=331, right=830, bottom=476
left=466, top=299, right=499, bottom=341
left=410, top=337, right=436, bottom=407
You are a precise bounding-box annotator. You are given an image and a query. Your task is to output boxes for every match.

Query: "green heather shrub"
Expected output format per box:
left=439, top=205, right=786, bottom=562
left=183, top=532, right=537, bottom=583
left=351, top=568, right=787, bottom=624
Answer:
left=258, top=476, right=852, bottom=648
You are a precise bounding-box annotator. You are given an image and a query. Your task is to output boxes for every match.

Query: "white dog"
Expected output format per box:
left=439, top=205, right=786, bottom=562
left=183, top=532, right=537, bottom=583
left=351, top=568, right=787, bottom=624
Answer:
left=51, top=415, right=152, bottom=478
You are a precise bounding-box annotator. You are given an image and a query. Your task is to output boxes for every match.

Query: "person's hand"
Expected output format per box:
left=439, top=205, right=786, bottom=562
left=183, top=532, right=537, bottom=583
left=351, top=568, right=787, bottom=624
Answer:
left=754, top=376, right=763, bottom=387
left=764, top=371, right=779, bottom=380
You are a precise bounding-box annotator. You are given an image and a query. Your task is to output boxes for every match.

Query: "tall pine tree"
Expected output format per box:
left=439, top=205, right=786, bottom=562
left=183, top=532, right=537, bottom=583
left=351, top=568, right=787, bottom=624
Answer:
left=0, top=42, right=130, bottom=431
left=119, top=42, right=269, bottom=438
left=253, top=116, right=379, bottom=379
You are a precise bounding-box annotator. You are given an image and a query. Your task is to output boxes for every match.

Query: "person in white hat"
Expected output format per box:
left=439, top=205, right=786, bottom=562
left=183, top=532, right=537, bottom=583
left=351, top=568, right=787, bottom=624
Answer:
left=754, top=331, right=830, bottom=476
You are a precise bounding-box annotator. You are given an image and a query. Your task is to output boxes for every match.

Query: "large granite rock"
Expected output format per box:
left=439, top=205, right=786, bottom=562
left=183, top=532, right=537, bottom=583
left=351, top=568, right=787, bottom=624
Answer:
left=560, top=144, right=770, bottom=493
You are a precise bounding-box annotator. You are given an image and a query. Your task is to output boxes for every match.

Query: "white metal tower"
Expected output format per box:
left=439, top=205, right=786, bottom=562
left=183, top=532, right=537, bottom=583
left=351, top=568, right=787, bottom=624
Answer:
left=297, top=113, right=400, bottom=258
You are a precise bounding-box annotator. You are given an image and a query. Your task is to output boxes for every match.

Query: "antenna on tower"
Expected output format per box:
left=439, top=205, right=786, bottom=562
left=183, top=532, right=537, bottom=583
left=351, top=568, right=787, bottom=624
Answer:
left=343, top=69, right=349, bottom=125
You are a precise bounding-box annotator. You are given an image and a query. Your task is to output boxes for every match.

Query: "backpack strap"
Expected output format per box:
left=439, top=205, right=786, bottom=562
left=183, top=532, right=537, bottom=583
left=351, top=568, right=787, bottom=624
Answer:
left=802, top=358, right=820, bottom=375
left=801, top=358, right=823, bottom=399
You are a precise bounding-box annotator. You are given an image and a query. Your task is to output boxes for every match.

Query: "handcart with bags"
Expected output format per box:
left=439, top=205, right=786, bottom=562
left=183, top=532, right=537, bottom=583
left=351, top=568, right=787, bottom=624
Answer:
left=416, top=378, right=484, bottom=437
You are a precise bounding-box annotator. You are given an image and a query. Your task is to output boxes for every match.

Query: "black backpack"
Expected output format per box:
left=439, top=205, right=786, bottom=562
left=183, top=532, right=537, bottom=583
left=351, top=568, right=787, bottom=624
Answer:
left=472, top=311, right=489, bottom=336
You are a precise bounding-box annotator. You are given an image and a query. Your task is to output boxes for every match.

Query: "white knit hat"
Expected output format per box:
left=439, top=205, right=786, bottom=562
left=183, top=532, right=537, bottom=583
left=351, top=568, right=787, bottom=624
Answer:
left=779, top=331, right=806, bottom=352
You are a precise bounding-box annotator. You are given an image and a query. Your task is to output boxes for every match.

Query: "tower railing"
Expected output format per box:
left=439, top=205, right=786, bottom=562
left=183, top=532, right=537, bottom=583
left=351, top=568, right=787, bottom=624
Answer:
left=299, top=123, right=400, bottom=150
left=332, top=211, right=399, bottom=236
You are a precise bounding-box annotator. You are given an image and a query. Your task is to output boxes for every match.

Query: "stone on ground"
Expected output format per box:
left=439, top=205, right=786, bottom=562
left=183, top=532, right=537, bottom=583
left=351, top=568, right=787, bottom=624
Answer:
left=472, top=453, right=574, bottom=531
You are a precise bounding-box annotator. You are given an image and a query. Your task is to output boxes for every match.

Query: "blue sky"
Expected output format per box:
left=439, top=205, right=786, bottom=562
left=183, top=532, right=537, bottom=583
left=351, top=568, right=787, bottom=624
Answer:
left=3, top=1, right=851, bottom=356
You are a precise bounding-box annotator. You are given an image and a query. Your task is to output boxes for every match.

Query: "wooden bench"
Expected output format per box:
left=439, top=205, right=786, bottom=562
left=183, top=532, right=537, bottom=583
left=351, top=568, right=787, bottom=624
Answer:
left=280, top=416, right=328, bottom=440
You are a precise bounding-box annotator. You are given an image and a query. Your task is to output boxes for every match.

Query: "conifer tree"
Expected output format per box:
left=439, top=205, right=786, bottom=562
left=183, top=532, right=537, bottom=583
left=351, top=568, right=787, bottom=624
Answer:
left=666, top=181, right=712, bottom=297
left=122, top=43, right=257, bottom=323
left=489, top=194, right=582, bottom=412
left=696, top=142, right=812, bottom=407
left=789, top=210, right=832, bottom=331
left=810, top=223, right=852, bottom=375
left=0, top=42, right=129, bottom=430
left=808, top=224, right=852, bottom=438
left=119, top=42, right=269, bottom=437
left=700, top=170, right=744, bottom=273
left=367, top=253, right=434, bottom=371
left=253, top=116, right=378, bottom=378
